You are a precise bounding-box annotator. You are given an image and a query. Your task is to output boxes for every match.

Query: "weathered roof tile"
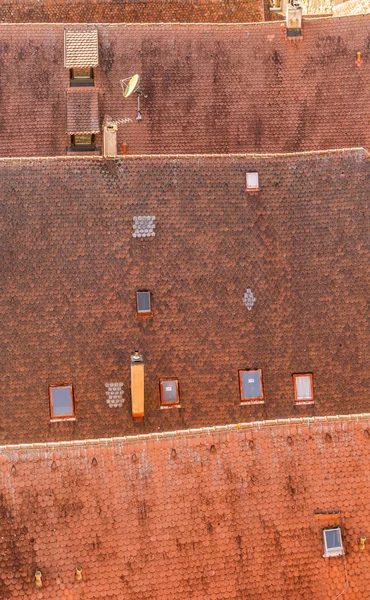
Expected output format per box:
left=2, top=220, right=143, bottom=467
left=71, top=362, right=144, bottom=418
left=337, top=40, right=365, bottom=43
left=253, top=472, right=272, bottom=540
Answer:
left=0, top=17, right=369, bottom=157
left=0, top=415, right=370, bottom=598
left=0, top=0, right=265, bottom=23
left=0, top=150, right=368, bottom=445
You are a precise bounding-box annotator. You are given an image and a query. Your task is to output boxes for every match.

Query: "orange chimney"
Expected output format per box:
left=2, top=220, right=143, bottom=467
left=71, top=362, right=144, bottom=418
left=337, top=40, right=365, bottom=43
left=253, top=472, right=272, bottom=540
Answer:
left=131, top=351, right=144, bottom=421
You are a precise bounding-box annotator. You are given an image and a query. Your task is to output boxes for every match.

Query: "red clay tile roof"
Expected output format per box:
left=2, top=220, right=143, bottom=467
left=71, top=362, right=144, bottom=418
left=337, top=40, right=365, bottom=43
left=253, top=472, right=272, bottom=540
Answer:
left=0, top=16, right=370, bottom=157
left=0, top=413, right=370, bottom=598
left=66, top=88, right=100, bottom=134
left=64, top=28, right=99, bottom=68
left=0, top=150, right=368, bottom=444
left=0, top=0, right=265, bottom=23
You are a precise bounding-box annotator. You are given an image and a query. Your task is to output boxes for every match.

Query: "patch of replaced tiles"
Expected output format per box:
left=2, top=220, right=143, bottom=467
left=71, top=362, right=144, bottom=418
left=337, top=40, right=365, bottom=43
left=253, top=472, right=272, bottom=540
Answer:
left=243, top=288, right=255, bottom=310
left=105, top=382, right=124, bottom=407
left=133, top=216, right=156, bottom=238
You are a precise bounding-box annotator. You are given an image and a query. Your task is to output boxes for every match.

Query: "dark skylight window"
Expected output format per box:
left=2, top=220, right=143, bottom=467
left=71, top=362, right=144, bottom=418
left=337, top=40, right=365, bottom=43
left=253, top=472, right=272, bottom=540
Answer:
left=239, top=370, right=264, bottom=402
left=136, top=291, right=151, bottom=315
left=160, top=379, right=180, bottom=406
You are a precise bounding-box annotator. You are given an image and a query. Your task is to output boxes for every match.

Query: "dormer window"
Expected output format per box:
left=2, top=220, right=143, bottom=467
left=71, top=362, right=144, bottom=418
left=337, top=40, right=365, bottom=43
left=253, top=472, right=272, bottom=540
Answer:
left=66, top=87, right=99, bottom=153
left=323, top=528, right=344, bottom=557
left=71, top=134, right=96, bottom=149
left=246, top=172, right=259, bottom=191
left=70, top=67, right=94, bottom=87
left=49, top=384, right=75, bottom=420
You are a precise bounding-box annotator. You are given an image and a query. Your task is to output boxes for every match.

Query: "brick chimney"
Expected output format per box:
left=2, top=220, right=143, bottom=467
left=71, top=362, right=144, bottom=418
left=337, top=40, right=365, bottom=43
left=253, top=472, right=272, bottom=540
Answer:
left=103, top=122, right=118, bottom=158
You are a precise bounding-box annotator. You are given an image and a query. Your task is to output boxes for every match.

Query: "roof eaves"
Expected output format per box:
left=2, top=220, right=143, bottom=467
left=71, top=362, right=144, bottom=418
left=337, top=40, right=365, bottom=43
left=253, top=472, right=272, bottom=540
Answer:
left=0, top=147, right=366, bottom=163
left=1, top=412, right=370, bottom=453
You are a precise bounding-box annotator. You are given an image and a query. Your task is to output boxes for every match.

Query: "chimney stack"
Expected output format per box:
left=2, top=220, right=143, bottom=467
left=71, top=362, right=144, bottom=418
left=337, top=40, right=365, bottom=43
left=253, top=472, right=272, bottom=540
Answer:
left=103, top=122, right=118, bottom=158
left=286, top=3, right=303, bottom=38
left=131, top=351, right=144, bottom=421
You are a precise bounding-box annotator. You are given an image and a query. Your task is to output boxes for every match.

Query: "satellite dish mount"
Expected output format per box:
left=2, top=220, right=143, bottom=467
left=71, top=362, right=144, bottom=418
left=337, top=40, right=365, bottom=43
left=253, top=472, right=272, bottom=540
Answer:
left=103, top=74, right=145, bottom=158
left=121, top=74, right=140, bottom=98
left=120, top=74, right=145, bottom=121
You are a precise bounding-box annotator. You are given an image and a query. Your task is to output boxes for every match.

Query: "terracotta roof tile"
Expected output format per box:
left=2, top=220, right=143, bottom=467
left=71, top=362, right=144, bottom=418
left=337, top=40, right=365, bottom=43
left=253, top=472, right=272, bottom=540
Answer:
left=0, top=0, right=265, bottom=23
left=66, top=88, right=100, bottom=134
left=64, top=28, right=99, bottom=68
left=0, top=17, right=369, bottom=156
left=0, top=150, right=368, bottom=444
left=0, top=415, right=370, bottom=598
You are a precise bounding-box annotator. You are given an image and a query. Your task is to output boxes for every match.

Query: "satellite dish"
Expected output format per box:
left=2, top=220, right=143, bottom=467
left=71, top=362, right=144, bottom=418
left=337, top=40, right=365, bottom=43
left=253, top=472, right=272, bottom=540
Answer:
left=123, top=74, right=140, bottom=98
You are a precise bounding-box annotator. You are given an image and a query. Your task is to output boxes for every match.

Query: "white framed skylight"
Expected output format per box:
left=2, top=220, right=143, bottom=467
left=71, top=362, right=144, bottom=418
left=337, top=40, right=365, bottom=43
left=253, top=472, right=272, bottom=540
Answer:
left=323, top=528, right=344, bottom=557
left=246, top=172, right=259, bottom=191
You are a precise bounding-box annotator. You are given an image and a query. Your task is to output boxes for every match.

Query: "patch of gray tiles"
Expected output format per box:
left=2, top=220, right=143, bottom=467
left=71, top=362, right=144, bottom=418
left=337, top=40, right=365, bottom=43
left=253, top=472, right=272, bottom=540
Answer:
left=133, top=216, right=156, bottom=238
left=105, top=383, right=125, bottom=407
left=243, top=288, right=255, bottom=310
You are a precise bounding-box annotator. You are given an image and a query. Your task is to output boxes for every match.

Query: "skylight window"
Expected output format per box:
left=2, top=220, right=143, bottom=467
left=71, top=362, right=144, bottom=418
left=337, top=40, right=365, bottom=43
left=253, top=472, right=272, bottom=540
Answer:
left=323, top=528, right=344, bottom=557
left=136, top=290, right=151, bottom=315
left=293, top=374, right=314, bottom=403
left=49, top=384, right=75, bottom=420
left=239, top=370, right=264, bottom=403
left=246, top=172, right=259, bottom=191
left=160, top=379, right=180, bottom=406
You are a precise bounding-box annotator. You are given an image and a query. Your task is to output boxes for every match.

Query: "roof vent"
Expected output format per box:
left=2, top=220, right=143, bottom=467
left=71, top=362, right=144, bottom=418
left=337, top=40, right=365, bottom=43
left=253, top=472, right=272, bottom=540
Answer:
left=35, top=571, right=42, bottom=589
left=286, top=4, right=302, bottom=38
left=355, top=52, right=363, bottom=67
left=359, top=536, right=367, bottom=551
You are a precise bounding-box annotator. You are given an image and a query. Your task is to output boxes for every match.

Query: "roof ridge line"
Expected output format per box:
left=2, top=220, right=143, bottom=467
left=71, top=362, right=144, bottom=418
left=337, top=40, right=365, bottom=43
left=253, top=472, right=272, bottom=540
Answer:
left=0, top=21, right=280, bottom=28
left=1, top=412, right=370, bottom=452
left=117, top=148, right=368, bottom=159
left=0, top=14, right=367, bottom=27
